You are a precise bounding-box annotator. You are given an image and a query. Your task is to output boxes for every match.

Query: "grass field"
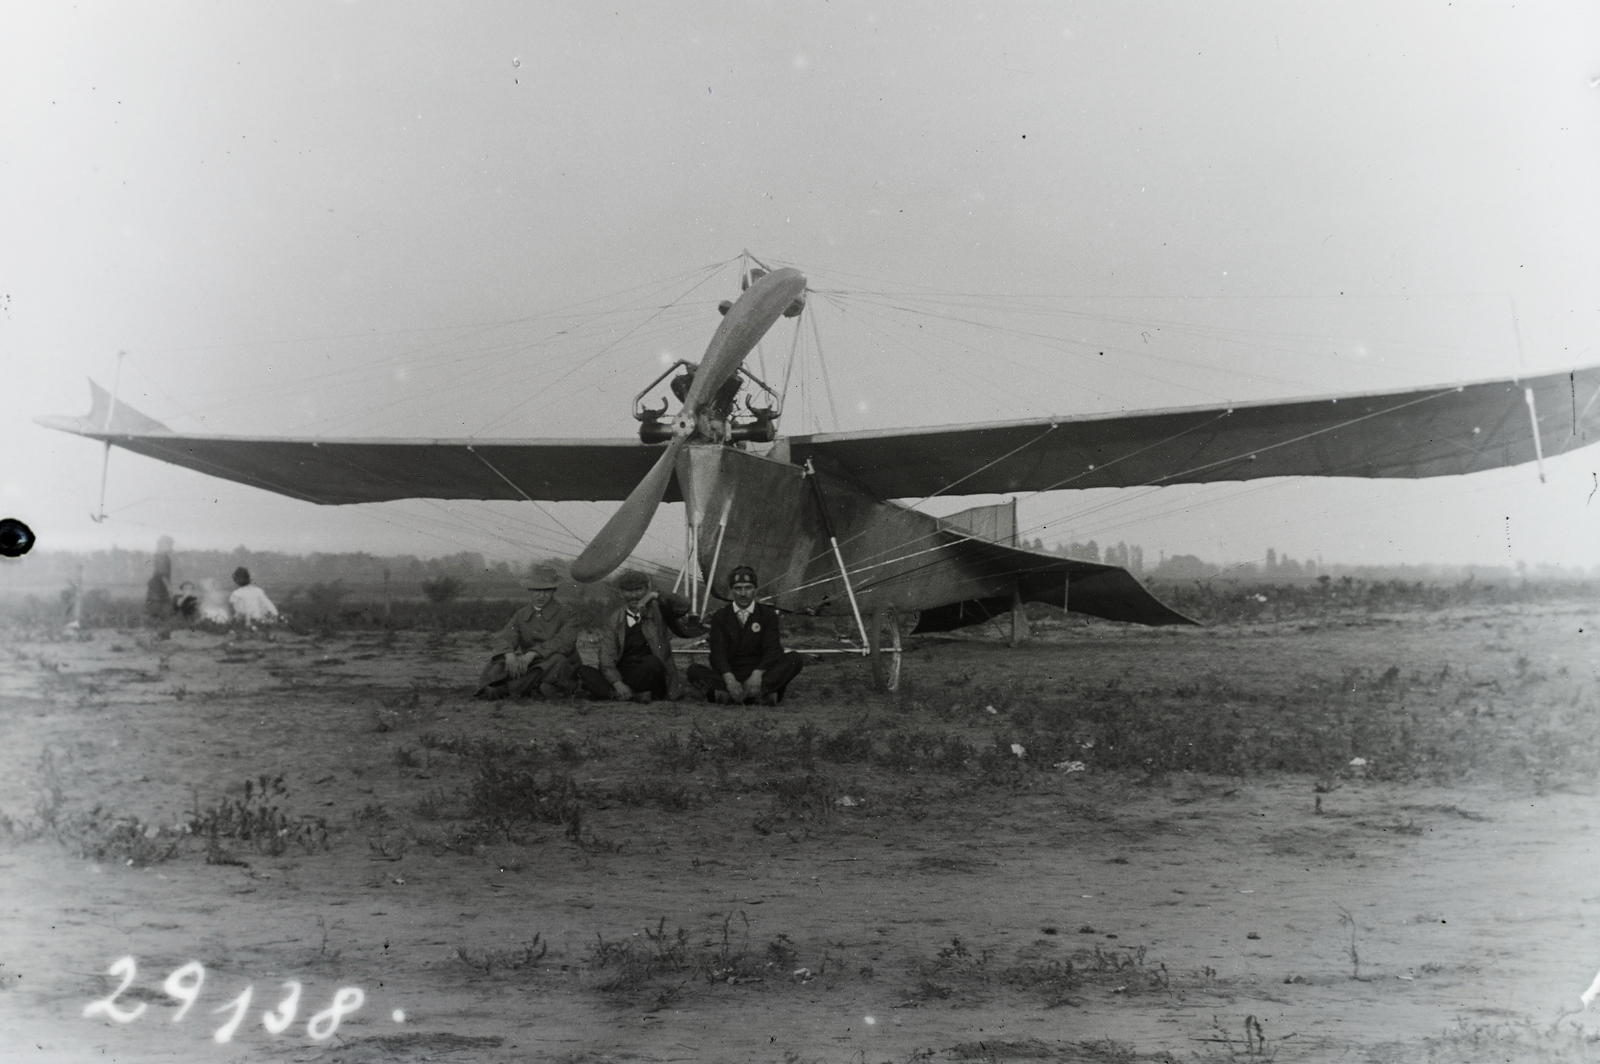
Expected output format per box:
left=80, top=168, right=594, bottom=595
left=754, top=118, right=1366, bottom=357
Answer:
left=1, top=601, right=1598, bottom=1062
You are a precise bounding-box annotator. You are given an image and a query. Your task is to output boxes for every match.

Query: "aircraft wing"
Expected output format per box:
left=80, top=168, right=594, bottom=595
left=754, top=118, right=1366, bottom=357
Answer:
left=789, top=365, right=1600, bottom=500
left=36, top=381, right=672, bottom=504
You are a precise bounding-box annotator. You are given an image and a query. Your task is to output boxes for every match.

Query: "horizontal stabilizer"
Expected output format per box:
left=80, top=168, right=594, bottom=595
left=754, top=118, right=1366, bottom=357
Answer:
left=914, top=532, right=1197, bottom=631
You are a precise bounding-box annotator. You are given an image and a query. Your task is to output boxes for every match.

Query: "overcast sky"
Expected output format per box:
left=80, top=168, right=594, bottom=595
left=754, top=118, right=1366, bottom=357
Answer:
left=4, top=1, right=1599, bottom=575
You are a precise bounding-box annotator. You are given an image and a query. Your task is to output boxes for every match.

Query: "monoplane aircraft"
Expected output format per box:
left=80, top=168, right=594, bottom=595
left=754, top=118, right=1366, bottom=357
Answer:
left=40, top=264, right=1600, bottom=689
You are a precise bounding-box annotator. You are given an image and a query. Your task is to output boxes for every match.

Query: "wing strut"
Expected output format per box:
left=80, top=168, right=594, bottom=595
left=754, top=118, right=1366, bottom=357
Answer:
left=805, top=459, right=870, bottom=649
left=700, top=501, right=731, bottom=617
left=1524, top=387, right=1546, bottom=484
left=90, top=351, right=125, bottom=523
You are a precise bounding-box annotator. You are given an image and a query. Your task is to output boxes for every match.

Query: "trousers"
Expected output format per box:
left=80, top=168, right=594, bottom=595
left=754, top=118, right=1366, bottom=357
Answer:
left=576, top=656, right=668, bottom=700
left=685, top=652, right=804, bottom=702
left=475, top=654, right=575, bottom=699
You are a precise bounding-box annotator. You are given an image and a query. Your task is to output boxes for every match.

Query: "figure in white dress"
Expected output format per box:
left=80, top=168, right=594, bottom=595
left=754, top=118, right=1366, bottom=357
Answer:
left=228, top=567, right=280, bottom=628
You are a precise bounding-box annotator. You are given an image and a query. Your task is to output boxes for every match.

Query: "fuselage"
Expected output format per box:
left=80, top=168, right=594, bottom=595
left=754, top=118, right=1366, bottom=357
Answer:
left=679, top=442, right=1032, bottom=617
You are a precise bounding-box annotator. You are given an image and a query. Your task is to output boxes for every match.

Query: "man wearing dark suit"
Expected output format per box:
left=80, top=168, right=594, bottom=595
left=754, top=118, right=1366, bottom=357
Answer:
left=576, top=569, right=700, bottom=702
left=687, top=565, right=804, bottom=706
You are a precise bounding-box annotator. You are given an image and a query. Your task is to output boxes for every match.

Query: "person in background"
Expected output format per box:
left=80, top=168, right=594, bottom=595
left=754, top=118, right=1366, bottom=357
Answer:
left=228, top=567, right=280, bottom=628
left=172, top=581, right=200, bottom=624
left=145, top=535, right=175, bottom=638
left=198, top=578, right=233, bottom=626
left=577, top=570, right=699, bottom=702
left=687, top=565, right=804, bottom=705
left=475, top=564, right=579, bottom=700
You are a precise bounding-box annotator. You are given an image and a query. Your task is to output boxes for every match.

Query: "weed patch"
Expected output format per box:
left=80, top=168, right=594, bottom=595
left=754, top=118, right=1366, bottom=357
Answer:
left=463, top=762, right=579, bottom=843
left=411, top=788, right=460, bottom=820
left=456, top=934, right=550, bottom=976
left=1365, top=1020, right=1599, bottom=1064
left=53, top=807, right=182, bottom=867
left=586, top=914, right=816, bottom=1001
left=609, top=777, right=704, bottom=812
left=186, top=775, right=331, bottom=858
left=912, top=937, right=1169, bottom=1007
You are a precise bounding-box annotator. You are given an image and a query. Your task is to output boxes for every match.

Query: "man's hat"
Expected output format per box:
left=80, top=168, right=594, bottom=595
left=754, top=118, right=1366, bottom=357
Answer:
left=615, top=569, right=652, bottom=591
left=523, top=564, right=562, bottom=591
left=728, top=565, right=758, bottom=588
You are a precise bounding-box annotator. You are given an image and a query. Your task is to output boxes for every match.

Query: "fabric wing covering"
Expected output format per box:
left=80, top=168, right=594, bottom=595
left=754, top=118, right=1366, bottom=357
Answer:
left=36, top=382, right=671, bottom=504
left=788, top=365, right=1600, bottom=501
left=910, top=534, right=1197, bottom=631
left=38, top=366, right=1600, bottom=505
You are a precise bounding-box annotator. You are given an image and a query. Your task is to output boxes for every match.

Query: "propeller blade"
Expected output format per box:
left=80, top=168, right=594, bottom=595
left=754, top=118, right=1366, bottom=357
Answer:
left=569, top=268, right=806, bottom=585
left=682, top=267, right=807, bottom=413
left=569, top=436, right=685, bottom=583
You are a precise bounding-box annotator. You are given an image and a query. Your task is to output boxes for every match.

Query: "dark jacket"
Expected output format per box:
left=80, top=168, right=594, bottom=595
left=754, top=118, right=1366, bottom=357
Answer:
left=490, top=599, right=580, bottom=664
left=596, top=590, right=700, bottom=699
left=707, top=601, right=784, bottom=677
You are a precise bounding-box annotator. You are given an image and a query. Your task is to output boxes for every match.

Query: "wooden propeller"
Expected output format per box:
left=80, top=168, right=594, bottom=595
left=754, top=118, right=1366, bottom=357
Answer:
left=569, top=267, right=806, bottom=583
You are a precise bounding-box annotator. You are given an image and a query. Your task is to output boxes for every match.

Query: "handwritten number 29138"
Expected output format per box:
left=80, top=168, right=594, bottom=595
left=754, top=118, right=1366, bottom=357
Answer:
left=84, top=957, right=364, bottom=1043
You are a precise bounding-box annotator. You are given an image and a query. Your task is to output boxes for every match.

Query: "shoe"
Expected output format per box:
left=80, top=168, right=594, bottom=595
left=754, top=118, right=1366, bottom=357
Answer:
left=712, top=690, right=731, bottom=705
left=538, top=682, right=561, bottom=699
left=761, top=691, right=780, bottom=707
left=635, top=691, right=654, bottom=704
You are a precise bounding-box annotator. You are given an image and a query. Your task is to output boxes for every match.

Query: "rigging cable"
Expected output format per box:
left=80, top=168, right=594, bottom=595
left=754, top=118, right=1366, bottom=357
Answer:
left=466, top=447, right=586, bottom=546
left=769, top=384, right=1475, bottom=602
left=470, top=261, right=735, bottom=438
left=809, top=308, right=843, bottom=432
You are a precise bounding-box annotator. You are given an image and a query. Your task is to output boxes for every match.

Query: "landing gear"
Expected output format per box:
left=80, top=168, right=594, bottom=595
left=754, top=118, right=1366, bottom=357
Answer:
left=868, top=607, right=902, bottom=693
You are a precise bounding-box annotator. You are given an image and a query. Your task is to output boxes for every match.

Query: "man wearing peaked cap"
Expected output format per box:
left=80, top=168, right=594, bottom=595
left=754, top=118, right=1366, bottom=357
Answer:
left=475, top=563, right=580, bottom=700
left=687, top=564, right=804, bottom=706
left=576, top=569, right=701, bottom=702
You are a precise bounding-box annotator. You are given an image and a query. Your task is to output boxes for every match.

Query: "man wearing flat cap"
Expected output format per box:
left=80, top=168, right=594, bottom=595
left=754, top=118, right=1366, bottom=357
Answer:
left=577, top=570, right=700, bottom=702
left=474, top=564, right=579, bottom=700
left=687, top=565, right=804, bottom=706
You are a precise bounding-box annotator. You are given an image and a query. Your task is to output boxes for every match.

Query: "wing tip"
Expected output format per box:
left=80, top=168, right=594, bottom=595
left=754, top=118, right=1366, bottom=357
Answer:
left=37, top=378, right=174, bottom=437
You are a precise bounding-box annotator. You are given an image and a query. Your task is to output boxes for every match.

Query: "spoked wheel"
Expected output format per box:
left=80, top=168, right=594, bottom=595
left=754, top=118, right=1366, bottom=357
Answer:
left=868, top=607, right=903, bottom=693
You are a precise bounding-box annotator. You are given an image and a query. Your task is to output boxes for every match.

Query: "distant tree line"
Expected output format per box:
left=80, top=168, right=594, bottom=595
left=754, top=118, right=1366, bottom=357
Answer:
left=1019, top=537, right=1594, bottom=586
left=1141, top=573, right=1598, bottom=625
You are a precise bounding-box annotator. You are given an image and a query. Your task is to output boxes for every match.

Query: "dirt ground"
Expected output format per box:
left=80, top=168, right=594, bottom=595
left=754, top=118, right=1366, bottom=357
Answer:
left=2, top=604, right=1599, bottom=1063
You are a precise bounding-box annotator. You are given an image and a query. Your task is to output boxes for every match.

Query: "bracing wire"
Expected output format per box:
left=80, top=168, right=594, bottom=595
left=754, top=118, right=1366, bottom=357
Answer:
left=761, top=382, right=1477, bottom=604
left=809, top=309, right=842, bottom=432
left=145, top=263, right=736, bottom=440
left=778, top=315, right=803, bottom=416
left=470, top=262, right=736, bottom=438
left=467, top=448, right=586, bottom=545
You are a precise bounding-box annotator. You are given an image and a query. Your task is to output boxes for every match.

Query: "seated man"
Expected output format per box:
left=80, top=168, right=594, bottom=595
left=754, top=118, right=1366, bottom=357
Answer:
left=577, top=570, right=699, bottom=703
left=688, top=565, right=804, bottom=705
left=228, top=567, right=280, bottom=628
left=475, top=565, right=579, bottom=700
